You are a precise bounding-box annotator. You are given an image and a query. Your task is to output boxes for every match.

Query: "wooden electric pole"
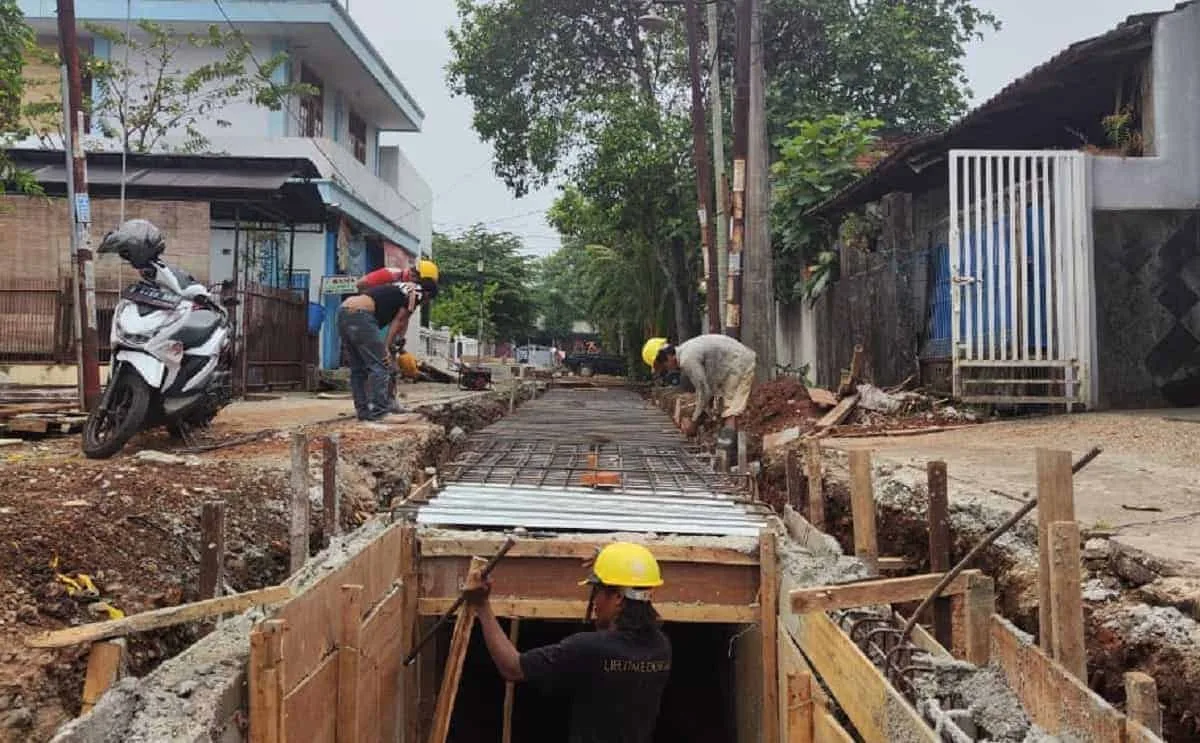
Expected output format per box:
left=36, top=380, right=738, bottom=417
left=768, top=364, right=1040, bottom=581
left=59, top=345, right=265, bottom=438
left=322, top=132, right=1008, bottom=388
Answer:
left=727, top=0, right=750, bottom=340
left=684, top=0, right=719, bottom=334
left=744, top=0, right=776, bottom=378
left=57, top=0, right=102, bottom=411
left=708, top=0, right=729, bottom=316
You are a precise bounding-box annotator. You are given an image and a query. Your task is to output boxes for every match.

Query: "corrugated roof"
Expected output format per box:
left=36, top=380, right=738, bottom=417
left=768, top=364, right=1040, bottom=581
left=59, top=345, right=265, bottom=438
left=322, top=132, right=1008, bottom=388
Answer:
left=809, top=2, right=1194, bottom=217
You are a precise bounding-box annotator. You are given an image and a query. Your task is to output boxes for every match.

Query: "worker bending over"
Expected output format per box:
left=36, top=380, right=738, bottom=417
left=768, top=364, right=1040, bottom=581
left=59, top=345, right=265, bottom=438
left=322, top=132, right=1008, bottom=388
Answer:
left=468, top=542, right=672, bottom=743
left=337, top=279, right=427, bottom=422
left=644, top=334, right=757, bottom=438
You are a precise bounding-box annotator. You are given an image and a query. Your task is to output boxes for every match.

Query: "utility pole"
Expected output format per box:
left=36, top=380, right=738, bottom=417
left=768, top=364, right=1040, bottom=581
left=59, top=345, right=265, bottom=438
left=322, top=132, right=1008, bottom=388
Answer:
left=727, top=0, right=751, bottom=340
left=476, top=258, right=484, bottom=365
left=684, top=0, right=719, bottom=334
left=744, top=0, right=776, bottom=378
left=57, top=0, right=101, bottom=411
left=707, top=0, right=729, bottom=316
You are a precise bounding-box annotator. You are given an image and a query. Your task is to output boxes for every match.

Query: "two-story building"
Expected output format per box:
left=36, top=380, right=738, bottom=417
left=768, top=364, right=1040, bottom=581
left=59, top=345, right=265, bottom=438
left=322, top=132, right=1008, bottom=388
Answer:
left=10, top=0, right=433, bottom=376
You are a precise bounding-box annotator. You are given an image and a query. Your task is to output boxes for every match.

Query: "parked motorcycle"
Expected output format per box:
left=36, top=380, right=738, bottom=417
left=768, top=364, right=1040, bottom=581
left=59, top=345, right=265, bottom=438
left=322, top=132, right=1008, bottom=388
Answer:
left=81, top=220, right=234, bottom=459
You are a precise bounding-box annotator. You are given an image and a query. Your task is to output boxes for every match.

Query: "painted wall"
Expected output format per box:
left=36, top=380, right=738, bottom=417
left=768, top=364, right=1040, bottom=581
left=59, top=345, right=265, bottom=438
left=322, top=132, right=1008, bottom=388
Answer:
left=1093, top=210, right=1200, bottom=408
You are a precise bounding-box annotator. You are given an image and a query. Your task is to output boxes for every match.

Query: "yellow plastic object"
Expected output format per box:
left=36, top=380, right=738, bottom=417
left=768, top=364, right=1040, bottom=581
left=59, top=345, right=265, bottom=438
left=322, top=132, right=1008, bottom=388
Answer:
left=90, top=601, right=125, bottom=620
left=641, top=337, right=668, bottom=368
left=418, top=258, right=439, bottom=283
left=578, top=542, right=663, bottom=588
left=396, top=351, right=420, bottom=380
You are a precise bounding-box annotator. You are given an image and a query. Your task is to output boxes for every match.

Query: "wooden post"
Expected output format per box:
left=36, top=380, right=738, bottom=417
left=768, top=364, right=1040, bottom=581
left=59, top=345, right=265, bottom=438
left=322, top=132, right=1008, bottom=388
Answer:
left=737, top=431, right=749, bottom=475
left=501, top=619, right=521, bottom=743
left=1036, top=449, right=1075, bottom=653
left=1048, top=520, right=1086, bottom=680
left=927, top=461, right=952, bottom=649
left=785, top=671, right=813, bottom=743
left=399, top=526, right=420, bottom=743
left=848, top=450, right=878, bottom=574
left=805, top=440, right=824, bottom=530
left=290, top=432, right=310, bottom=574
left=784, top=449, right=800, bottom=511
left=323, top=434, right=341, bottom=545
left=199, top=500, right=225, bottom=601
left=249, top=619, right=286, bottom=743
left=963, top=573, right=995, bottom=666
left=1124, top=671, right=1161, bottom=736
left=508, top=380, right=517, bottom=413
left=427, top=557, right=486, bottom=743
left=337, top=585, right=363, bottom=743
left=80, top=639, right=124, bottom=715
left=760, top=528, right=781, bottom=743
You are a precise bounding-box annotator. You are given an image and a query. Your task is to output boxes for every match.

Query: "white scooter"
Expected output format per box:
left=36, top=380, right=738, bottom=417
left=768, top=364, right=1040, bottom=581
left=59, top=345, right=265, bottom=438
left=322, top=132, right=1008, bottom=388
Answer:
left=82, top=225, right=234, bottom=458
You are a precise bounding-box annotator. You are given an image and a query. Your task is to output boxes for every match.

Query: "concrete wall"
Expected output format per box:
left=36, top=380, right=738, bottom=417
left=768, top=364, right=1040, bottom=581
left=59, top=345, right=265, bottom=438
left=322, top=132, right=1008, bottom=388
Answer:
left=1093, top=210, right=1200, bottom=407
left=1092, top=2, right=1200, bottom=210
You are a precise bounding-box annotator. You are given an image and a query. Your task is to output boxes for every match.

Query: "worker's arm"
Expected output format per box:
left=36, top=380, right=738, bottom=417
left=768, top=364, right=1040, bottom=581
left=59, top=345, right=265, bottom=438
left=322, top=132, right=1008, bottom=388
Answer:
left=383, top=307, right=412, bottom=357
left=679, top=355, right=711, bottom=423
left=475, top=600, right=525, bottom=682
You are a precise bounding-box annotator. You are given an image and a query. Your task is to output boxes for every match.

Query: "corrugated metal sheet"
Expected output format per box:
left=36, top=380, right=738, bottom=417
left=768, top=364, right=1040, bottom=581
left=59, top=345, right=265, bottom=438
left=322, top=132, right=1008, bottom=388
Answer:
left=26, top=163, right=298, bottom=192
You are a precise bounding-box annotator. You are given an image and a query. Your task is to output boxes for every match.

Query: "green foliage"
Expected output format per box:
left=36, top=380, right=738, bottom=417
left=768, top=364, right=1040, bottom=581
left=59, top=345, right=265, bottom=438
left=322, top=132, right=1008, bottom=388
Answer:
left=0, top=0, right=40, bottom=197
left=770, top=114, right=880, bottom=301
left=23, top=20, right=308, bottom=153
left=801, top=250, right=837, bottom=307
left=430, top=227, right=537, bottom=341
left=532, top=243, right=589, bottom=339
left=430, top=282, right=499, bottom=339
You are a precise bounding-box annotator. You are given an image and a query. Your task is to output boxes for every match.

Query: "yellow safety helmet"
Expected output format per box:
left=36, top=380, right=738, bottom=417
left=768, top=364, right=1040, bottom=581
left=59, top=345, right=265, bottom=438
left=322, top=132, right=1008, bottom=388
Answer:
left=579, top=542, right=664, bottom=596
left=418, top=258, right=439, bottom=283
left=642, top=337, right=669, bottom=368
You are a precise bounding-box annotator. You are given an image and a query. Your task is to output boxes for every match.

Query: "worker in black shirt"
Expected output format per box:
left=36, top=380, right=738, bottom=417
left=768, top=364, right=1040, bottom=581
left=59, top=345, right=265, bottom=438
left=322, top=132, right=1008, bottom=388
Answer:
left=467, top=542, right=672, bottom=743
left=336, top=281, right=423, bottom=421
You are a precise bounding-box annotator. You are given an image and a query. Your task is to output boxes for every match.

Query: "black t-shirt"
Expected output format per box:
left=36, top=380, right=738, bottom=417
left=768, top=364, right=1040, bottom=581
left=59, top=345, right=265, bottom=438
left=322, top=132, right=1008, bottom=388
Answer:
left=519, top=627, right=672, bottom=743
left=365, top=282, right=420, bottom=327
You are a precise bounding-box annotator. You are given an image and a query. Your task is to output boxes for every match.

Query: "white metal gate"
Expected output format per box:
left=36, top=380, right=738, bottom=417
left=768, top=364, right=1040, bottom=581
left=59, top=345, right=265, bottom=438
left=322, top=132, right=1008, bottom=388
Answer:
left=948, top=150, right=1097, bottom=408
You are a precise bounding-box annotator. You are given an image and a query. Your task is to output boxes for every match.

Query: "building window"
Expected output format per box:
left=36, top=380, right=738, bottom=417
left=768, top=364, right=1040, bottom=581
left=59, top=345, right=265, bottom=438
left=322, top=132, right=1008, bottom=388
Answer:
left=298, top=65, right=323, bottom=138
left=349, top=111, right=367, bottom=163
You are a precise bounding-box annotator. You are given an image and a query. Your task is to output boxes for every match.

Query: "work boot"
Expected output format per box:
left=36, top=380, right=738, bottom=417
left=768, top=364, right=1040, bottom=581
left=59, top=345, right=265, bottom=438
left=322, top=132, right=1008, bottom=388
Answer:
left=365, top=412, right=418, bottom=425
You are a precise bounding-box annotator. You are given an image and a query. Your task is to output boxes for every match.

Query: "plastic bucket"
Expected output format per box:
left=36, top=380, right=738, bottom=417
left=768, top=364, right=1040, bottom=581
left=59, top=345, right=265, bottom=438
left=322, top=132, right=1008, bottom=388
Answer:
left=307, top=302, right=326, bottom=335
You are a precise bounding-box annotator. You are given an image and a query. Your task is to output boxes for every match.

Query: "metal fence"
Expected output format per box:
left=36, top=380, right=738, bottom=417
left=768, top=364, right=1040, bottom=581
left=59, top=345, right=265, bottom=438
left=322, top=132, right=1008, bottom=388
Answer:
left=239, top=282, right=313, bottom=391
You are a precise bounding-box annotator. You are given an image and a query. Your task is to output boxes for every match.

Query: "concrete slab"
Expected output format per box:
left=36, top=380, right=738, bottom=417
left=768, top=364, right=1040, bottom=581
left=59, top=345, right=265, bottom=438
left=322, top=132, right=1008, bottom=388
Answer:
left=825, top=411, right=1200, bottom=574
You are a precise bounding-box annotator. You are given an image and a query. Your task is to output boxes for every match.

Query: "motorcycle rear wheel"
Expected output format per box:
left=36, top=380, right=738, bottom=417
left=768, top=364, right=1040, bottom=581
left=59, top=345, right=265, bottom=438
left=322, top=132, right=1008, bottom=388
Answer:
left=82, top=373, right=151, bottom=459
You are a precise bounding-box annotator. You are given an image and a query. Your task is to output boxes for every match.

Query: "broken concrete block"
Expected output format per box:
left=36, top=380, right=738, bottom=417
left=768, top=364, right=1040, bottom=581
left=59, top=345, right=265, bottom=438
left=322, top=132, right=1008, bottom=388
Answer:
left=134, top=450, right=187, bottom=465
left=1083, top=538, right=1112, bottom=561
left=762, top=426, right=801, bottom=452
left=856, top=384, right=902, bottom=413
left=1136, top=577, right=1200, bottom=619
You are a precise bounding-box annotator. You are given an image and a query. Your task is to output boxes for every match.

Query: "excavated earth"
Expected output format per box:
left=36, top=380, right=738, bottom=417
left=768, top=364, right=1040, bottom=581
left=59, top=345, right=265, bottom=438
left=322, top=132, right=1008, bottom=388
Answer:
left=0, top=385, right=517, bottom=743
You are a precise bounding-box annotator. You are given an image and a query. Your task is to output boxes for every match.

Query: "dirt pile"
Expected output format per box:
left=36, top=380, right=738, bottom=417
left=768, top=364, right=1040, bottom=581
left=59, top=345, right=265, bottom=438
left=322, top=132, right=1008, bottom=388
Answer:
left=739, top=378, right=820, bottom=438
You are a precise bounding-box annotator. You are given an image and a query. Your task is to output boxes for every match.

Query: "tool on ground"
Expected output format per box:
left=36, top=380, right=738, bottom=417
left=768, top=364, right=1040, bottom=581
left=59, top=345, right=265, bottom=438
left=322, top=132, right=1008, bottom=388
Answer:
left=403, top=536, right=516, bottom=666
left=457, top=365, right=493, bottom=391
left=898, top=446, right=1103, bottom=646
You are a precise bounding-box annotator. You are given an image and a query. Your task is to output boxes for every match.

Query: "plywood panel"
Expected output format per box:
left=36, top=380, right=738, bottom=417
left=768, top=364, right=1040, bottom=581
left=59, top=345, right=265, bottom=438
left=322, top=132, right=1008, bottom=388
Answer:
left=358, top=583, right=406, bottom=743
left=282, top=652, right=337, bottom=743
left=419, top=536, right=759, bottom=565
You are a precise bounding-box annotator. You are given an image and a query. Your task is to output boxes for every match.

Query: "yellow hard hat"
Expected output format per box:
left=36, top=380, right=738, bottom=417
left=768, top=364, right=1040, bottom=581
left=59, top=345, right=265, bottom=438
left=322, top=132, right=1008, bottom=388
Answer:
left=418, top=258, right=439, bottom=283
left=579, top=542, right=664, bottom=591
left=642, top=337, right=669, bottom=368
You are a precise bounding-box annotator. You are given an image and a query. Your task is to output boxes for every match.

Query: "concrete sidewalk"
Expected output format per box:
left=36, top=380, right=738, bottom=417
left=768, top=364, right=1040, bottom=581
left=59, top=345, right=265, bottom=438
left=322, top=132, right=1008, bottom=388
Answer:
left=826, top=409, right=1200, bottom=574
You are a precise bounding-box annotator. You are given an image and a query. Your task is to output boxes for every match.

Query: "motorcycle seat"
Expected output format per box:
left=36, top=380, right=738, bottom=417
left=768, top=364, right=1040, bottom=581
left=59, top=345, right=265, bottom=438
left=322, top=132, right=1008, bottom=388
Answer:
left=172, top=309, right=222, bottom=348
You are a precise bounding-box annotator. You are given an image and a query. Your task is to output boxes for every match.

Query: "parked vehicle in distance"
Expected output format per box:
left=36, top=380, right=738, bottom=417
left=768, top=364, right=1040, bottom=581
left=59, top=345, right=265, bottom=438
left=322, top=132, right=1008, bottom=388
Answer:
left=562, top=352, right=626, bottom=377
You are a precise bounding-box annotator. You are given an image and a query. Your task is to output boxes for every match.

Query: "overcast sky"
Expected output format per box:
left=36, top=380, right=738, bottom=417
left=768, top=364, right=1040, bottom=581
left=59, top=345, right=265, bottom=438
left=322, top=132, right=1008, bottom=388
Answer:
left=356, top=0, right=1173, bottom=258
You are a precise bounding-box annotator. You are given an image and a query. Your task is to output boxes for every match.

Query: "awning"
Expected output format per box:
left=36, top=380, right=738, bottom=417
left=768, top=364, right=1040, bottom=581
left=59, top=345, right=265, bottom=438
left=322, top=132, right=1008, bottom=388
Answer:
left=23, top=163, right=299, bottom=193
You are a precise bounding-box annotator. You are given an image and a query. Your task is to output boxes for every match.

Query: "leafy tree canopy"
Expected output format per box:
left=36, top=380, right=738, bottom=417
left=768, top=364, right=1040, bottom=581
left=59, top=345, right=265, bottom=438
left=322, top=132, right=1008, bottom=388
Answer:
left=0, top=0, right=39, bottom=195
left=430, top=227, right=537, bottom=342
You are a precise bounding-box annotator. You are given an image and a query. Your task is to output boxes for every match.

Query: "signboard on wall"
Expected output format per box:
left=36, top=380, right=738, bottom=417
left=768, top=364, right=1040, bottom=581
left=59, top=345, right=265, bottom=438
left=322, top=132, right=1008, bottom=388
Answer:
left=383, top=241, right=410, bottom=269
left=321, top=275, right=359, bottom=295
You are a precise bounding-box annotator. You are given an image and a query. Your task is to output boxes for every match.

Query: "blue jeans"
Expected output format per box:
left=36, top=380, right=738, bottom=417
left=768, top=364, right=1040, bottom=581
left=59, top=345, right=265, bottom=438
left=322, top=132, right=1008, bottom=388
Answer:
left=337, top=308, right=391, bottom=420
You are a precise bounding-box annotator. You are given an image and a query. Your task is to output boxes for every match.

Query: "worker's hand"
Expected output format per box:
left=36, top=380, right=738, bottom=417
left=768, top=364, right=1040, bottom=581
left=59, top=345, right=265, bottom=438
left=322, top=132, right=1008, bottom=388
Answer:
left=463, top=563, right=492, bottom=607
left=681, top=418, right=697, bottom=437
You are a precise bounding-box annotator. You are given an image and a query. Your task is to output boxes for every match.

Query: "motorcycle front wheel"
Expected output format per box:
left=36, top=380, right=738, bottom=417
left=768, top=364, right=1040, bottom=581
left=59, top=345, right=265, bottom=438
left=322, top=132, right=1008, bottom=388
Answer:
left=82, top=371, right=151, bottom=459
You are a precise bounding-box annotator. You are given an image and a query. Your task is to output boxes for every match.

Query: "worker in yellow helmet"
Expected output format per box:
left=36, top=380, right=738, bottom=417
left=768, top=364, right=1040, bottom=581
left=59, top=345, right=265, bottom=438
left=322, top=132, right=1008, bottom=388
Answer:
left=468, top=542, right=672, bottom=742
left=356, top=257, right=440, bottom=302
left=643, top=334, right=757, bottom=445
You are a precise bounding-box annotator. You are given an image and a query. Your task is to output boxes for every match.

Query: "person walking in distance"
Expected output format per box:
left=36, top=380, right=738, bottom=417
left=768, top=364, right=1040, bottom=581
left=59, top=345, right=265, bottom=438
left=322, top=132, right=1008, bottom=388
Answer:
left=467, top=542, right=672, bottom=742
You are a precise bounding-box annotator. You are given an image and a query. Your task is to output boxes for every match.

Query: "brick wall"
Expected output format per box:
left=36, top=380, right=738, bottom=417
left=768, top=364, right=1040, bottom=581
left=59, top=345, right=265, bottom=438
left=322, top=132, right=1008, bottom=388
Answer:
left=0, top=196, right=211, bottom=289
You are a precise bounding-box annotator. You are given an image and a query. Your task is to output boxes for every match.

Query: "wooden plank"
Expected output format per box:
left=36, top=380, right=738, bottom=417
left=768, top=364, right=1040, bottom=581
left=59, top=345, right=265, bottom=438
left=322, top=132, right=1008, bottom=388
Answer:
left=200, top=500, right=226, bottom=601
left=786, top=672, right=814, bottom=743
left=337, top=585, right=363, bottom=743
left=816, top=394, right=858, bottom=429
left=418, top=597, right=757, bottom=623
left=27, top=585, right=292, bottom=648
left=812, top=708, right=856, bottom=743
left=789, top=571, right=979, bottom=614
left=990, top=614, right=1125, bottom=741
left=290, top=431, right=310, bottom=574
left=848, top=450, right=878, bottom=574
left=323, top=434, right=341, bottom=544
left=420, top=555, right=758, bottom=607
left=893, top=612, right=952, bottom=660
left=1049, top=521, right=1086, bottom=680
left=926, top=461, right=952, bottom=649
left=808, top=388, right=838, bottom=408
left=784, top=449, right=800, bottom=510
left=805, top=440, right=825, bottom=530
left=1127, top=720, right=1166, bottom=743
left=1036, top=449, right=1075, bottom=653
left=80, top=639, right=124, bottom=715
left=281, top=652, right=337, bottom=743
left=426, top=560, right=483, bottom=743
left=357, top=582, right=406, bottom=743
left=761, top=529, right=780, bottom=743
left=962, top=574, right=995, bottom=666
left=788, top=610, right=938, bottom=743
left=502, top=619, right=520, bottom=743
left=250, top=620, right=286, bottom=743
left=400, top=527, right=419, bottom=743
left=1124, top=672, right=1161, bottom=737
left=418, top=537, right=758, bottom=565
left=779, top=627, right=857, bottom=743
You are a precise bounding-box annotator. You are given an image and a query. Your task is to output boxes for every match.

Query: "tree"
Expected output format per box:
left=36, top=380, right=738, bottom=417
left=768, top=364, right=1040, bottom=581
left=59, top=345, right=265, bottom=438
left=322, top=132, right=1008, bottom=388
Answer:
left=23, top=20, right=306, bottom=153
left=431, top=282, right=499, bottom=339
left=0, top=0, right=39, bottom=195
left=430, top=228, right=537, bottom=342
left=532, top=244, right=590, bottom=339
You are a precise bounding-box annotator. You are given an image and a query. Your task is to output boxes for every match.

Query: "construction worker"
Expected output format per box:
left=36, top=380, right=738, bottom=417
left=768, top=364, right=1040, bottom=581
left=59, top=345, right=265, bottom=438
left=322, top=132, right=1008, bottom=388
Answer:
left=337, top=280, right=425, bottom=421
left=356, top=257, right=440, bottom=302
left=467, top=542, right=672, bottom=742
left=643, top=335, right=757, bottom=439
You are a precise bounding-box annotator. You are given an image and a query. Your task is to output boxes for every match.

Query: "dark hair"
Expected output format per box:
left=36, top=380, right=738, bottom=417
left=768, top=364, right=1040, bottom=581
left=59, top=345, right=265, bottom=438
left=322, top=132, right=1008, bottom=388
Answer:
left=612, top=595, right=661, bottom=635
